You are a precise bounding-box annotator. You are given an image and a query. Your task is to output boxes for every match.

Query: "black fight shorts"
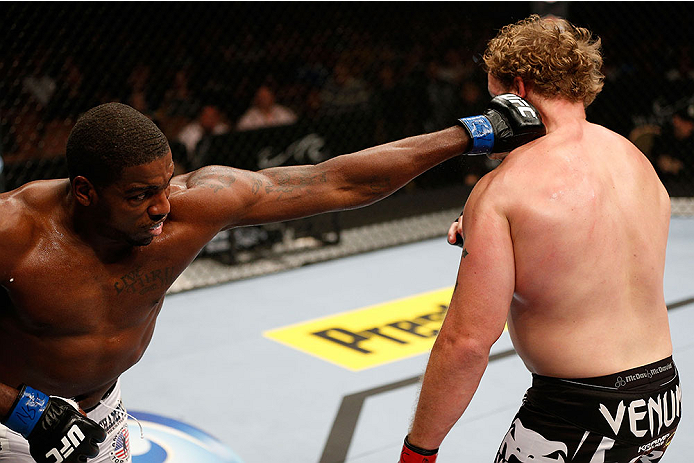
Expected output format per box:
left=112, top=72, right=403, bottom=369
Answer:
left=495, top=357, right=681, bottom=463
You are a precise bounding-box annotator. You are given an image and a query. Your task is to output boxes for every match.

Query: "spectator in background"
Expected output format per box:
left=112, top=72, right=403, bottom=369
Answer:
left=652, top=102, right=694, bottom=196
left=21, top=52, right=56, bottom=111
left=126, top=63, right=154, bottom=117
left=664, top=45, right=694, bottom=95
left=236, top=84, right=297, bottom=131
left=46, top=56, right=90, bottom=120
left=160, top=68, right=201, bottom=120
left=177, top=104, right=230, bottom=169
left=372, top=63, right=404, bottom=143
left=319, top=61, right=371, bottom=115
left=424, top=60, right=461, bottom=132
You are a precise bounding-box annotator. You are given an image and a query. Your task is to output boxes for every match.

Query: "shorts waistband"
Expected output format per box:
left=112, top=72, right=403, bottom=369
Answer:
left=79, top=381, right=118, bottom=413
left=534, top=356, right=676, bottom=391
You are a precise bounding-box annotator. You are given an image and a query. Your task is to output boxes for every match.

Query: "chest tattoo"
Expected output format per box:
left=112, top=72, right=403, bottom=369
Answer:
left=114, top=266, right=175, bottom=296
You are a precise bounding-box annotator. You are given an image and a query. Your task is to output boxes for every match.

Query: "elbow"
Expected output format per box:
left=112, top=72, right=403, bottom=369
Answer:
left=432, top=331, right=492, bottom=367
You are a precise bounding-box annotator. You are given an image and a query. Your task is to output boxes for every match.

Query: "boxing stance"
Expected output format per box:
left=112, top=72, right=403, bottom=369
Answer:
left=0, top=94, right=543, bottom=462
left=401, top=15, right=680, bottom=463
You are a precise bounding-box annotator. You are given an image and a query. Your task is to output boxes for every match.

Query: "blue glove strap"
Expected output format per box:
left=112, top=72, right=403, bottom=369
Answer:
left=4, top=386, right=49, bottom=438
left=458, top=115, right=494, bottom=155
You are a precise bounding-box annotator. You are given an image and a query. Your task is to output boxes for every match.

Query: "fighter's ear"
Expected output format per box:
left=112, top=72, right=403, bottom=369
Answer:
left=72, top=176, right=97, bottom=206
left=512, top=76, right=527, bottom=98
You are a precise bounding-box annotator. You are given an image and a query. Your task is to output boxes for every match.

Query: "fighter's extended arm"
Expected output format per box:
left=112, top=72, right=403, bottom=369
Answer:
left=403, top=175, right=515, bottom=458
left=177, top=126, right=469, bottom=229
left=172, top=95, right=544, bottom=231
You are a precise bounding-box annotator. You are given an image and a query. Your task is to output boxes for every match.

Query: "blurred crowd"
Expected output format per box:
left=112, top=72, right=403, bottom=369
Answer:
left=1, top=2, right=692, bottom=195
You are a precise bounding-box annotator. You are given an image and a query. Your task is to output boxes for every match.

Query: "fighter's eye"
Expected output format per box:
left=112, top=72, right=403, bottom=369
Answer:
left=129, top=192, right=152, bottom=203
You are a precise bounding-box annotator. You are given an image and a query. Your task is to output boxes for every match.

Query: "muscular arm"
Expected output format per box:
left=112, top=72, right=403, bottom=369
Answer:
left=0, top=383, right=18, bottom=419
left=172, top=126, right=470, bottom=230
left=0, top=193, right=28, bottom=419
left=407, top=177, right=515, bottom=449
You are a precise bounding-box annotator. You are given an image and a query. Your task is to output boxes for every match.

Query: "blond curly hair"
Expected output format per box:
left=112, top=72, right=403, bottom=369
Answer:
left=483, top=15, right=604, bottom=107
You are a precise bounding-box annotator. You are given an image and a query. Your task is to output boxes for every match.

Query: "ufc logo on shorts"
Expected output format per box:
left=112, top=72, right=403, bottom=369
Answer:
left=502, top=95, right=538, bottom=118
left=44, top=425, right=85, bottom=463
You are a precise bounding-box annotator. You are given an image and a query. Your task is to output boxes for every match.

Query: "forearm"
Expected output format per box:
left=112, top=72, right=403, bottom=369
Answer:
left=0, top=382, right=18, bottom=420
left=408, top=336, right=489, bottom=449
left=319, top=126, right=470, bottom=206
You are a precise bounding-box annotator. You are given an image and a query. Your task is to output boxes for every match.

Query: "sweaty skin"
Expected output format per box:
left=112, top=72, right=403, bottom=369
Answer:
left=0, top=127, right=470, bottom=414
left=413, top=76, right=672, bottom=449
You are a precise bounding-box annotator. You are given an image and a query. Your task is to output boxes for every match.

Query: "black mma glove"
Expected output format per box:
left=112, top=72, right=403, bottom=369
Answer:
left=2, top=385, right=107, bottom=463
left=458, top=93, right=545, bottom=155
left=399, top=436, right=438, bottom=463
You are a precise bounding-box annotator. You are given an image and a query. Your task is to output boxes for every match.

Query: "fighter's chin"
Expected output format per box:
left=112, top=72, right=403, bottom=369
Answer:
left=126, top=235, right=155, bottom=247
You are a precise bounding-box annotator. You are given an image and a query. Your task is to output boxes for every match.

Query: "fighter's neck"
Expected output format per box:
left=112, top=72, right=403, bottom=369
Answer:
left=63, top=190, right=138, bottom=263
left=529, top=96, right=587, bottom=134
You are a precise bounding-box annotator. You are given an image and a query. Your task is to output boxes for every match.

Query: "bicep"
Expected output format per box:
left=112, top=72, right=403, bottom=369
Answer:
left=176, top=164, right=344, bottom=230
left=442, top=196, right=515, bottom=348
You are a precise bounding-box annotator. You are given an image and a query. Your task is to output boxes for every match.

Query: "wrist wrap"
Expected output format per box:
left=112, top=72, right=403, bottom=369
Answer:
left=458, top=115, right=494, bottom=155
left=400, top=436, right=438, bottom=462
left=4, top=385, right=49, bottom=438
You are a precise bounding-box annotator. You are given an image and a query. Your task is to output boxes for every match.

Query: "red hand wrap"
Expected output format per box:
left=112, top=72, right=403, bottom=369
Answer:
left=399, top=436, right=438, bottom=463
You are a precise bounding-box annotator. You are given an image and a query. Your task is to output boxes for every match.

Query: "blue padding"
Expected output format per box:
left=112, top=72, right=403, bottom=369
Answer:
left=4, top=386, right=49, bottom=438
left=458, top=115, right=495, bottom=155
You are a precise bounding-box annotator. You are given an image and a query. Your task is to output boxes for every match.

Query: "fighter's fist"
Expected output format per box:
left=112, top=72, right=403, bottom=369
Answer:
left=447, top=213, right=464, bottom=248
left=3, top=385, right=106, bottom=462
left=459, top=93, right=546, bottom=155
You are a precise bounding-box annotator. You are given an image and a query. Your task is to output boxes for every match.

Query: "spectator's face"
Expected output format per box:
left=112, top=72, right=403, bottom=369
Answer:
left=672, top=114, right=694, bottom=140
left=255, top=87, right=275, bottom=111
left=200, top=107, right=221, bottom=131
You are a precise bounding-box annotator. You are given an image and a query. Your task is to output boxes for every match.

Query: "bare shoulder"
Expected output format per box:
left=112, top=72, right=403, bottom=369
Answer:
left=0, top=180, right=60, bottom=229
left=167, top=165, right=262, bottom=230
left=464, top=165, right=514, bottom=219
left=468, top=145, right=541, bottom=212
left=173, top=165, right=249, bottom=192
left=0, top=181, right=62, bottom=278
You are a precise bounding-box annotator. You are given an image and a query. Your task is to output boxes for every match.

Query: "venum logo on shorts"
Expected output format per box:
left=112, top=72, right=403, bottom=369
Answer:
left=599, top=384, right=682, bottom=439
left=495, top=418, right=568, bottom=462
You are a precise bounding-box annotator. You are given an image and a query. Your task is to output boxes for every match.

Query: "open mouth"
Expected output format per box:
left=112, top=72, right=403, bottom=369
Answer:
left=148, top=221, right=165, bottom=236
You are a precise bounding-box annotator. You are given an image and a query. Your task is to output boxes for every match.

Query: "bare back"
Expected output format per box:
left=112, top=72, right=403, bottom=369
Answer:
left=494, top=121, right=672, bottom=377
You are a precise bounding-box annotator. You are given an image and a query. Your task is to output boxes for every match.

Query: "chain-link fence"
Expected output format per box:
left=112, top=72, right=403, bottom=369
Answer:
left=2, top=2, right=693, bottom=290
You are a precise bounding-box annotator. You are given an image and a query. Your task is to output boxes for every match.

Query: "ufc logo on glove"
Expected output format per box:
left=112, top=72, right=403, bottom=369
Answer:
left=45, top=425, right=85, bottom=463
left=458, top=93, right=545, bottom=155
left=499, top=94, right=538, bottom=118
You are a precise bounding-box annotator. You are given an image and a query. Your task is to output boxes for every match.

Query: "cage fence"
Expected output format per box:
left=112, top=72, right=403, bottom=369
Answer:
left=2, top=2, right=692, bottom=291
